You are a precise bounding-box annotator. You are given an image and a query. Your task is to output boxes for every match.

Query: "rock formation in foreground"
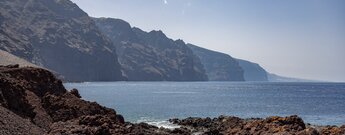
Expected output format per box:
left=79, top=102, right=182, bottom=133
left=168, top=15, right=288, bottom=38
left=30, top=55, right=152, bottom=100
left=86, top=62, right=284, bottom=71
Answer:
left=187, top=44, right=244, bottom=81
left=94, top=18, right=208, bottom=81
left=170, top=115, right=345, bottom=135
left=0, top=65, right=186, bottom=135
left=1, top=65, right=344, bottom=135
left=0, top=0, right=125, bottom=81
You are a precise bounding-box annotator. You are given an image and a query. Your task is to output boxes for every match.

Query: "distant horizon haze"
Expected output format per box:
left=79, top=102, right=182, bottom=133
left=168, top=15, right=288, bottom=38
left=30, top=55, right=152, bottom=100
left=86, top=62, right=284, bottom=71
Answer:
left=71, top=0, right=345, bottom=82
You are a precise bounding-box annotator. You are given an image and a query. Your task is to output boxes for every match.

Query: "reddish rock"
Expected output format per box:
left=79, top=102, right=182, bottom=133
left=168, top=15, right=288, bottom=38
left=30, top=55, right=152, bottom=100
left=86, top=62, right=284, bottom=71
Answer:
left=0, top=65, right=189, bottom=135
left=0, top=106, right=45, bottom=135
left=172, top=115, right=345, bottom=135
left=321, top=126, right=345, bottom=135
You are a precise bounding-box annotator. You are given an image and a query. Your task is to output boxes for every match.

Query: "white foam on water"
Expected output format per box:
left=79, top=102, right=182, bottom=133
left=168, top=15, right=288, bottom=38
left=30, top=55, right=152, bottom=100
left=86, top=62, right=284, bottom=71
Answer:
left=137, top=117, right=180, bottom=129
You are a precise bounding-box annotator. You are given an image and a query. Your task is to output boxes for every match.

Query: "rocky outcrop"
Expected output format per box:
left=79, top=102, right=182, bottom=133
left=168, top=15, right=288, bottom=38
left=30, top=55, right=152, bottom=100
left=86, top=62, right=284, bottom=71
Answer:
left=321, top=125, right=345, bottom=135
left=187, top=44, right=244, bottom=81
left=171, top=115, right=345, bottom=135
left=237, top=59, right=268, bottom=81
left=0, top=65, right=191, bottom=135
left=0, top=0, right=125, bottom=81
left=94, top=18, right=208, bottom=81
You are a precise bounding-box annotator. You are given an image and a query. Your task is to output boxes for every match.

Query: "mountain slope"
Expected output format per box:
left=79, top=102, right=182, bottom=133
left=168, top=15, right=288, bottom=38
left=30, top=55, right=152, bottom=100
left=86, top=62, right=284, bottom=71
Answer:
left=187, top=44, right=244, bottom=81
left=237, top=59, right=268, bottom=81
left=0, top=0, right=124, bottom=81
left=0, top=49, right=40, bottom=67
left=94, top=18, right=208, bottom=81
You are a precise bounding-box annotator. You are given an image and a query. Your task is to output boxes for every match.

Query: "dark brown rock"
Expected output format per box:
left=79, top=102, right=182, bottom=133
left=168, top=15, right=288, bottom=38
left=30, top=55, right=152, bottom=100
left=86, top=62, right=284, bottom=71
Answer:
left=0, top=106, right=45, bottom=135
left=0, top=66, right=191, bottom=135
left=70, top=88, right=81, bottom=98
left=116, top=114, right=125, bottom=124
left=321, top=125, right=345, bottom=135
left=234, top=115, right=306, bottom=134
left=0, top=66, right=123, bottom=134
left=171, top=115, right=345, bottom=135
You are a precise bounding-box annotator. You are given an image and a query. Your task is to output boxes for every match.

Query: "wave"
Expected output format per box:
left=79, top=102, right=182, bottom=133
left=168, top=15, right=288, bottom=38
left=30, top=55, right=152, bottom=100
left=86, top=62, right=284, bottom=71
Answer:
left=137, top=117, right=180, bottom=129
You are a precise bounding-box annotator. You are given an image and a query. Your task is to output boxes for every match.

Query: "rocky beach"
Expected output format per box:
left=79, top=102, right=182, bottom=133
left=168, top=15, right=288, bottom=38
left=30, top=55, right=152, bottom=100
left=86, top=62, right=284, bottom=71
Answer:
left=0, top=65, right=344, bottom=135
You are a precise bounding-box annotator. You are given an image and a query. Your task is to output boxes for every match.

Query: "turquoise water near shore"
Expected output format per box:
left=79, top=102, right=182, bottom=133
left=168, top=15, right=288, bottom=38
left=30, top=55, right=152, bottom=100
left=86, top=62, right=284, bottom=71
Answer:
left=64, top=82, right=345, bottom=126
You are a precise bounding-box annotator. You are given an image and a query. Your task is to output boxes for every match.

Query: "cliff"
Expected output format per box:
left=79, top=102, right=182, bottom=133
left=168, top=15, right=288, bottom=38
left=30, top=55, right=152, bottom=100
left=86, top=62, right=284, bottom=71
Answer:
left=187, top=44, right=244, bottom=81
left=94, top=18, right=208, bottom=81
left=0, top=0, right=124, bottom=81
left=237, top=59, right=268, bottom=81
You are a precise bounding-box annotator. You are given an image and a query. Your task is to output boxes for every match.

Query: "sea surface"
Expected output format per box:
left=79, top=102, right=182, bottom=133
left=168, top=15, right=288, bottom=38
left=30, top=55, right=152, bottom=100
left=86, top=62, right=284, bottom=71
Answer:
left=64, top=82, right=345, bottom=127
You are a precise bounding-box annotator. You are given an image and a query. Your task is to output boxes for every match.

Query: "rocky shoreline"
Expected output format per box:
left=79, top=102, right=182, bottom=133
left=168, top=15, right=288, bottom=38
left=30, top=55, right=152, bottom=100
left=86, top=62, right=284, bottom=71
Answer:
left=0, top=65, right=344, bottom=135
left=170, top=116, right=345, bottom=135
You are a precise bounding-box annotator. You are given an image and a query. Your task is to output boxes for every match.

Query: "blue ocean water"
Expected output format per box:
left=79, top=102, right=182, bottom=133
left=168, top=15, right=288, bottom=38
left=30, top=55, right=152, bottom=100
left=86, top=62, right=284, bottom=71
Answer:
left=64, top=82, right=345, bottom=126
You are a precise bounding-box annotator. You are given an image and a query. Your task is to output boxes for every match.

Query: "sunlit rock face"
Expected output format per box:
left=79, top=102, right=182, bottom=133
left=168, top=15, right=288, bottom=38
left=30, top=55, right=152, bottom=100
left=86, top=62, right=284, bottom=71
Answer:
left=0, top=0, right=125, bottom=81
left=94, top=18, right=208, bottom=81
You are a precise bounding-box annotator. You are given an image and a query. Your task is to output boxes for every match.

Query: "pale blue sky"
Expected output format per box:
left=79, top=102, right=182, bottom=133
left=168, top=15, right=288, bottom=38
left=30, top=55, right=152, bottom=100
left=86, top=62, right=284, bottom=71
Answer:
left=71, top=0, right=345, bottom=82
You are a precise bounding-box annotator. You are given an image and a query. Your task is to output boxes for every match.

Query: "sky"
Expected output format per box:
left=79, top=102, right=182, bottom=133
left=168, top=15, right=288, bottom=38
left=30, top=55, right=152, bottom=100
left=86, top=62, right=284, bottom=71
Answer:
left=71, top=0, right=345, bottom=82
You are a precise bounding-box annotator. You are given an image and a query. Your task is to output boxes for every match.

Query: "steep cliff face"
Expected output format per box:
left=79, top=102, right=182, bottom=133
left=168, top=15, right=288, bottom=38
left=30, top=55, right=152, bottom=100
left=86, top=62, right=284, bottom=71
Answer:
left=94, top=18, right=208, bottom=81
left=187, top=44, right=244, bottom=81
left=0, top=0, right=124, bottom=81
left=237, top=59, right=268, bottom=81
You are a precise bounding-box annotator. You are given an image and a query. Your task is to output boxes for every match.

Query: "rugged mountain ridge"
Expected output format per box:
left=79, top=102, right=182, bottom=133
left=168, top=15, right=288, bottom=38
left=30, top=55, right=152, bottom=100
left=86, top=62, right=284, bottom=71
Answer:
left=0, top=0, right=124, bottom=81
left=0, top=0, right=305, bottom=82
left=187, top=44, right=244, bottom=81
left=94, top=18, right=208, bottom=81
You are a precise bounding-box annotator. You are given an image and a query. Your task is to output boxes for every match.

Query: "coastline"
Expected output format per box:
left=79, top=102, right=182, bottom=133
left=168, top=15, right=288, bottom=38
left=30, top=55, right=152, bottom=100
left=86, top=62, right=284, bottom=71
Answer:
left=0, top=65, right=344, bottom=135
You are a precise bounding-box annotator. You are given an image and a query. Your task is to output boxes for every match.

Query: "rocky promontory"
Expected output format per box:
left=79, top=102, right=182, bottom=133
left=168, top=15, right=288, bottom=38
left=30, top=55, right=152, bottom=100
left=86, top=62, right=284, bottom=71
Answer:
left=0, top=65, right=186, bottom=135
left=0, top=65, right=344, bottom=135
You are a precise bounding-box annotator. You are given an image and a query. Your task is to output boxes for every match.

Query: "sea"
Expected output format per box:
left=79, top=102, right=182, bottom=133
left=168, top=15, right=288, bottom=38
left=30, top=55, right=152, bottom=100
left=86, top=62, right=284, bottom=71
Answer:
left=64, top=82, right=345, bottom=128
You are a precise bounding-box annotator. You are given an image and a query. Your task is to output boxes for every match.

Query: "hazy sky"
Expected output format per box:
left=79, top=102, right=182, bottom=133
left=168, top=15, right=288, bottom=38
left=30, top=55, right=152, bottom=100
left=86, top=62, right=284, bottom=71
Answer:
left=71, top=0, right=345, bottom=82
